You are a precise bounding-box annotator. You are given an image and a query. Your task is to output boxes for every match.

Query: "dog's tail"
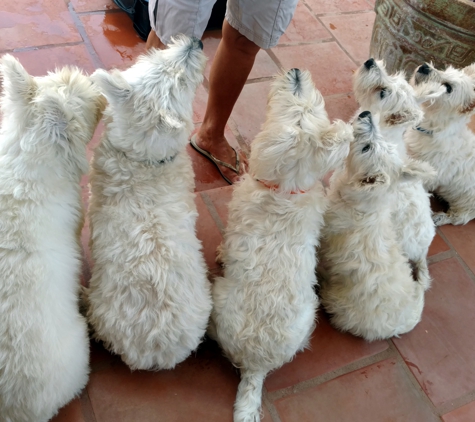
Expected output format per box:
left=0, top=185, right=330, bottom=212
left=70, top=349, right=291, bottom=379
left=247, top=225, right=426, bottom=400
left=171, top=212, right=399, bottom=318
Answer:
left=409, top=258, right=432, bottom=291
left=234, top=368, right=267, bottom=422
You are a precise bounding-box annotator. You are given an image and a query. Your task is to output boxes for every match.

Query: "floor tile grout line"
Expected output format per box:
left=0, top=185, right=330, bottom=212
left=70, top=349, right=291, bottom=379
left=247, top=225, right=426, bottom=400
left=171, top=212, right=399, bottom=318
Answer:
left=68, top=2, right=107, bottom=70
left=437, top=389, right=475, bottom=416
left=315, top=14, right=361, bottom=68
left=388, top=340, right=443, bottom=420
left=300, top=0, right=365, bottom=68
left=227, top=118, right=251, bottom=153
left=276, top=38, right=335, bottom=48
left=266, top=341, right=394, bottom=401
left=0, top=41, right=85, bottom=55
left=200, top=192, right=226, bottom=235
left=262, top=387, right=282, bottom=422
left=323, top=91, right=354, bottom=100
left=315, top=9, right=376, bottom=18
left=427, top=249, right=455, bottom=265
left=245, top=76, right=275, bottom=85
left=80, top=388, right=98, bottom=422
left=436, top=228, right=475, bottom=285
left=76, top=9, right=124, bottom=16
left=365, top=0, right=376, bottom=10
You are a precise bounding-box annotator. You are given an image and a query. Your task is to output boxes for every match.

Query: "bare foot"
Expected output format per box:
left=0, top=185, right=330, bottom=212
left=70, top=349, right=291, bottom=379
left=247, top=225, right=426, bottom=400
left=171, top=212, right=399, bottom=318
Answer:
left=194, top=129, right=248, bottom=184
left=146, top=30, right=166, bottom=51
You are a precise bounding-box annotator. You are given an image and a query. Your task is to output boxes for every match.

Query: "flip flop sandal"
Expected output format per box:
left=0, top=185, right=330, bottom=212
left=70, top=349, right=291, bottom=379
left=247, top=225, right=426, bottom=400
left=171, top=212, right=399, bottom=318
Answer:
left=190, top=134, right=240, bottom=185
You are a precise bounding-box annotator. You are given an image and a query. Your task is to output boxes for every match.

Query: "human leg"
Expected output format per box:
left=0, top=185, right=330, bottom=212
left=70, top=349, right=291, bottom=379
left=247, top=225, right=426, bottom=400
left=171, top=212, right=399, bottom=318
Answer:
left=194, top=0, right=299, bottom=183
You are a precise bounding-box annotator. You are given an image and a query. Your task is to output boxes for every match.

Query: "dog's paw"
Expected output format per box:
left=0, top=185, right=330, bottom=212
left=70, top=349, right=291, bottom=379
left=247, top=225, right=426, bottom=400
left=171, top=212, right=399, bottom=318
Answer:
left=432, top=212, right=450, bottom=226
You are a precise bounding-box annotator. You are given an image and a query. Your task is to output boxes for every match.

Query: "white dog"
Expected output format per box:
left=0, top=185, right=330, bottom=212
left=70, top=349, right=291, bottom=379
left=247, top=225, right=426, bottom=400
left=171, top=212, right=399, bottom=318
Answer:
left=353, top=58, right=436, bottom=285
left=320, top=111, right=434, bottom=342
left=0, top=55, right=104, bottom=421
left=406, top=62, right=475, bottom=226
left=86, top=36, right=212, bottom=371
left=210, top=69, right=352, bottom=422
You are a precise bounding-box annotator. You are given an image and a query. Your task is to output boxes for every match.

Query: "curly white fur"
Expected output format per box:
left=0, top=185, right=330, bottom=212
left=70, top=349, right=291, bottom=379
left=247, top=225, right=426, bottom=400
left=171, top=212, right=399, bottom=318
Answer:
left=353, top=58, right=436, bottom=280
left=0, top=55, right=104, bottom=421
left=210, top=69, right=352, bottom=422
left=406, top=62, right=475, bottom=226
left=86, top=36, right=212, bottom=370
left=320, top=111, right=433, bottom=342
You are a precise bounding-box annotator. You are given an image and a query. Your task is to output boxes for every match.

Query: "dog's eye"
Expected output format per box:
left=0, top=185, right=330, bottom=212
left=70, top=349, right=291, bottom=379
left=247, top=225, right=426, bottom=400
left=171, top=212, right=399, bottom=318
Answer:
left=380, top=88, right=388, bottom=99
left=443, top=82, right=453, bottom=93
left=362, top=144, right=371, bottom=153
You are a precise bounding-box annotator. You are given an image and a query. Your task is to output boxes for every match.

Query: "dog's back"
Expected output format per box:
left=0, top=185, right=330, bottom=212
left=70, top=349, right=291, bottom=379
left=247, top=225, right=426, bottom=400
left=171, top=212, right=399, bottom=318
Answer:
left=0, top=55, right=102, bottom=420
left=406, top=62, right=475, bottom=225
left=86, top=37, right=212, bottom=371
left=211, top=69, right=352, bottom=422
left=321, top=112, right=430, bottom=342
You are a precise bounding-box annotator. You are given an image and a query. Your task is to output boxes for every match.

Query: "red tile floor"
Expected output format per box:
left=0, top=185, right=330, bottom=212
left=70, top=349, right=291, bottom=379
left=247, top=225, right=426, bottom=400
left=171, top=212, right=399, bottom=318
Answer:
left=2, top=1, right=475, bottom=421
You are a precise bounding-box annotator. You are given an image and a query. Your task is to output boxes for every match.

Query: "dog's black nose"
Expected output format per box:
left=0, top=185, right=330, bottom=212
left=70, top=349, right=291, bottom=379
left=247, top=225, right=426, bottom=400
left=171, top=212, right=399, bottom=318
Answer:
left=358, top=110, right=372, bottom=120
left=290, top=68, right=301, bottom=76
left=197, top=39, right=203, bottom=50
left=364, top=58, right=375, bottom=70
left=191, top=37, right=203, bottom=50
left=418, top=63, right=431, bottom=75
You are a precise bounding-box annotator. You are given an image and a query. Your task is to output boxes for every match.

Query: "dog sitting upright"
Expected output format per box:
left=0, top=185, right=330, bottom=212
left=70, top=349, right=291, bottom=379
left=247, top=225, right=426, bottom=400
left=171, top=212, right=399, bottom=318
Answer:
left=86, top=36, right=212, bottom=370
left=406, top=62, right=475, bottom=226
left=210, top=69, right=351, bottom=422
left=353, top=58, right=436, bottom=285
left=0, top=55, right=104, bottom=421
left=320, top=111, right=434, bottom=342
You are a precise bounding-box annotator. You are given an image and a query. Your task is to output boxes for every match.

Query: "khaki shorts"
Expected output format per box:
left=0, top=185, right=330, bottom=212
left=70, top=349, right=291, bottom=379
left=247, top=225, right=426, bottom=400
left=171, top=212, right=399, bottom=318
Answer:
left=148, top=0, right=299, bottom=49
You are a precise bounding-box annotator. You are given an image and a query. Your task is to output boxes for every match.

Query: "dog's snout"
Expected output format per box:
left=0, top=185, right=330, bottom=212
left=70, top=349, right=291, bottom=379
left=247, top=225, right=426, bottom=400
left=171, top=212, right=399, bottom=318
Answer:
left=418, top=63, right=431, bottom=75
left=191, top=37, right=203, bottom=50
left=290, top=68, right=301, bottom=76
left=289, top=68, right=301, bottom=82
left=358, top=110, right=372, bottom=120
left=364, top=58, right=376, bottom=70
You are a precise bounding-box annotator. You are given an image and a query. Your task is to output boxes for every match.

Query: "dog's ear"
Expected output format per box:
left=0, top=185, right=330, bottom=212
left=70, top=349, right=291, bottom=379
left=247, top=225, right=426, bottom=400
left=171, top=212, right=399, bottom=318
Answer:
left=463, top=63, right=475, bottom=78
left=384, top=109, right=422, bottom=126
left=459, top=100, right=475, bottom=114
left=321, top=120, right=353, bottom=148
left=90, top=69, right=131, bottom=104
left=400, top=159, right=436, bottom=183
left=414, top=83, right=445, bottom=104
left=39, top=92, right=71, bottom=144
left=0, top=54, right=37, bottom=103
left=159, top=111, right=186, bottom=132
left=353, top=172, right=389, bottom=190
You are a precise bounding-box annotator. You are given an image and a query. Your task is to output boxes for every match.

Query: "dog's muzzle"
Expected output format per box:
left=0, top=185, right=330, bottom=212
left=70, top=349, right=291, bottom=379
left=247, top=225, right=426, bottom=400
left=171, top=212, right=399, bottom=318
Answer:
left=364, top=58, right=376, bottom=70
left=417, top=63, right=431, bottom=75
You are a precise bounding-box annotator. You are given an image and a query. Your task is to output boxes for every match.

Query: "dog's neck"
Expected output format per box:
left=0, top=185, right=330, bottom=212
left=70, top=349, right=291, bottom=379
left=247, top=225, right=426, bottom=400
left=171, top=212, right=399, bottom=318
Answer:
left=380, top=125, right=409, bottom=159
left=254, top=178, right=311, bottom=195
left=337, top=183, right=395, bottom=217
left=122, top=150, right=178, bottom=166
left=414, top=114, right=472, bottom=140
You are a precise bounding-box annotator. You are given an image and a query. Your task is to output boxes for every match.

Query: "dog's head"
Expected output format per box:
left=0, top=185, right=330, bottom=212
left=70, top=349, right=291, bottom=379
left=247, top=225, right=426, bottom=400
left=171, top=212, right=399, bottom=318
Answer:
left=346, top=111, right=400, bottom=194
left=91, top=35, right=206, bottom=161
left=346, top=111, right=436, bottom=195
left=250, top=68, right=352, bottom=191
left=411, top=62, right=475, bottom=126
left=0, top=54, right=105, bottom=175
left=353, top=58, right=423, bottom=129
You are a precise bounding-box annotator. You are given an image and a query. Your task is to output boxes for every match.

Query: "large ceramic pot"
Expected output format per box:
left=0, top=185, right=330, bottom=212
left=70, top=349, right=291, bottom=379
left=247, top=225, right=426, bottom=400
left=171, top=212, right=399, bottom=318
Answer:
left=370, top=0, right=475, bottom=75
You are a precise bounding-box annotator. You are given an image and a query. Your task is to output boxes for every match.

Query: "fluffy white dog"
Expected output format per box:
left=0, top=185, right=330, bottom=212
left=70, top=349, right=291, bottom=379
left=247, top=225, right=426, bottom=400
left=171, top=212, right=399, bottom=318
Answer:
left=86, top=36, right=212, bottom=370
left=406, top=62, right=475, bottom=226
left=210, top=69, right=352, bottom=422
left=320, top=111, right=434, bottom=342
left=0, top=55, right=104, bottom=421
left=353, top=58, right=436, bottom=286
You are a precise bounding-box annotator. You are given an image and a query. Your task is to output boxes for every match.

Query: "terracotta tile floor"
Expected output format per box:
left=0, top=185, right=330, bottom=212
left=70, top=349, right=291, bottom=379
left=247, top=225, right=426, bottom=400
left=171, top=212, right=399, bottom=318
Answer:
left=2, top=0, right=475, bottom=421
